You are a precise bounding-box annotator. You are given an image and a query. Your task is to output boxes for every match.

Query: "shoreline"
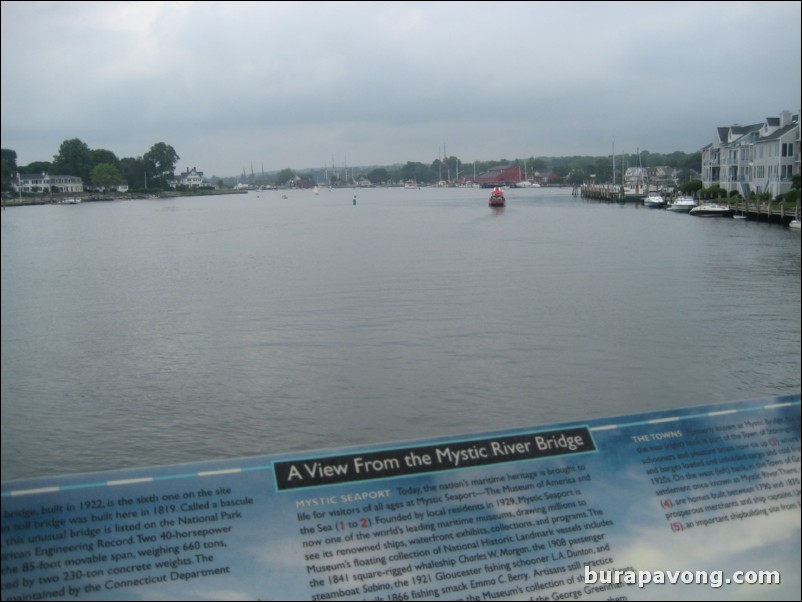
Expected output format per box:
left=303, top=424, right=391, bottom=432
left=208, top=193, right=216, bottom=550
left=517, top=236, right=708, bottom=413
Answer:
left=0, top=189, right=248, bottom=207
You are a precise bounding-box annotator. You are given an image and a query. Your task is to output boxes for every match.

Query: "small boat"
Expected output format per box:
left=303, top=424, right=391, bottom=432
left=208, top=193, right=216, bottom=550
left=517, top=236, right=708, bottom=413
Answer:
left=689, top=203, right=734, bottom=217
left=643, top=192, right=666, bottom=208
left=789, top=219, right=801, bottom=230
left=666, top=196, right=698, bottom=212
left=404, top=179, right=418, bottom=189
left=489, top=187, right=505, bottom=207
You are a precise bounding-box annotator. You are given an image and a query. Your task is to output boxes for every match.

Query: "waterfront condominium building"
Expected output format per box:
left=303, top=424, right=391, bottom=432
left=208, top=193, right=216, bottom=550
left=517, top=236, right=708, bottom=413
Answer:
left=701, top=109, right=800, bottom=199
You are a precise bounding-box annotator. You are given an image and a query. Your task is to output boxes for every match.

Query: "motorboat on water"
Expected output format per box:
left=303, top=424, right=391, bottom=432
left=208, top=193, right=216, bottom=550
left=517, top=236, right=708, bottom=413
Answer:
left=643, top=192, right=666, bottom=208
left=789, top=218, right=801, bottom=230
left=666, top=196, right=698, bottom=212
left=489, top=187, right=505, bottom=207
left=689, top=203, right=734, bottom=217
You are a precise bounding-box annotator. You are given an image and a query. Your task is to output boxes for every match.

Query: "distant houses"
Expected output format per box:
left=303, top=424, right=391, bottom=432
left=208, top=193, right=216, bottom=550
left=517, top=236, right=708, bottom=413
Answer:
left=474, top=165, right=540, bottom=186
left=12, top=173, right=131, bottom=194
left=473, top=165, right=523, bottom=187
left=14, top=173, right=83, bottom=194
left=8, top=108, right=800, bottom=199
left=11, top=167, right=207, bottom=195
left=622, top=166, right=684, bottom=191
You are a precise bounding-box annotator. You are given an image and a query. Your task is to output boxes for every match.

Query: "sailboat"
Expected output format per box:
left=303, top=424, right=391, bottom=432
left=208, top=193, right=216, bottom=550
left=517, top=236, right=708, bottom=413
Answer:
left=516, top=161, right=533, bottom=188
left=622, top=149, right=646, bottom=202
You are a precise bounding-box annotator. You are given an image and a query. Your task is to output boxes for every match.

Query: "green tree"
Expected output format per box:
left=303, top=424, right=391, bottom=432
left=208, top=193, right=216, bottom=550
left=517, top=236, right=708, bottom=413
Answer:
left=593, top=157, right=611, bottom=182
left=119, top=157, right=146, bottom=190
left=1, top=148, right=17, bottom=191
left=52, top=138, right=93, bottom=182
left=143, top=142, right=179, bottom=188
left=781, top=174, right=801, bottom=205
left=567, top=169, right=586, bottom=186
left=702, top=186, right=727, bottom=199
left=367, top=167, right=389, bottom=184
left=275, top=168, right=296, bottom=186
left=19, top=161, right=52, bottom=175
left=678, top=179, right=703, bottom=195
left=91, top=149, right=120, bottom=169
left=91, top=163, right=123, bottom=191
left=401, top=161, right=429, bottom=183
left=530, top=158, right=547, bottom=172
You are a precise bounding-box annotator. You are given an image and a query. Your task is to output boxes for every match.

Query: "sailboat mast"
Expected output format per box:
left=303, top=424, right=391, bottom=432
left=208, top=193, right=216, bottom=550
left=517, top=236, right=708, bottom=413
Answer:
left=612, top=138, right=616, bottom=187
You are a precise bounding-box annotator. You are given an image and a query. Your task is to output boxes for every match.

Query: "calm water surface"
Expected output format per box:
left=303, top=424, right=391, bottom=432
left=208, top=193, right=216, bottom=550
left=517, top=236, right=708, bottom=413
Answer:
left=2, top=187, right=800, bottom=481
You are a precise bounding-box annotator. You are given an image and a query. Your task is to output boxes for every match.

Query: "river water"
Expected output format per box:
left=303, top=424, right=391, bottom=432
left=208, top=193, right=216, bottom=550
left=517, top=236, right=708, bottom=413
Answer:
left=2, top=187, right=799, bottom=482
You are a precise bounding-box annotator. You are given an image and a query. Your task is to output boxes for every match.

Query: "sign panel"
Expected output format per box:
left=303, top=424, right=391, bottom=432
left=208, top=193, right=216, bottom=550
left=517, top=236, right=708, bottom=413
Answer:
left=2, top=395, right=800, bottom=600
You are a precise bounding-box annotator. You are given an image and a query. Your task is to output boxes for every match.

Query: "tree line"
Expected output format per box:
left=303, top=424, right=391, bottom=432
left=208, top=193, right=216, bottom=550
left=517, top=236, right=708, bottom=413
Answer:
left=2, top=137, right=702, bottom=193
left=238, top=151, right=703, bottom=189
left=1, top=139, right=179, bottom=193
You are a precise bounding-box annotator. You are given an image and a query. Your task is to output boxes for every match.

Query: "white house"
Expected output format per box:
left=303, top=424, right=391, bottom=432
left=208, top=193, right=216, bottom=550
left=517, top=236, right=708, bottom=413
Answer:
left=702, top=109, right=799, bottom=198
left=14, top=173, right=84, bottom=194
left=174, top=167, right=205, bottom=189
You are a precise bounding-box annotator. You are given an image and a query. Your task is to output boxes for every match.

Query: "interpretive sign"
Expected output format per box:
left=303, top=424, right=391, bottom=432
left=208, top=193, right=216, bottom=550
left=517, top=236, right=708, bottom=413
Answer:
left=2, top=395, right=800, bottom=600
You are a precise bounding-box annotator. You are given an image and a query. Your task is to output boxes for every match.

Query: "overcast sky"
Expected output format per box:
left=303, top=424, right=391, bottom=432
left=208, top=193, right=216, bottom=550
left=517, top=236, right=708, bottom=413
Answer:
left=2, top=1, right=800, bottom=178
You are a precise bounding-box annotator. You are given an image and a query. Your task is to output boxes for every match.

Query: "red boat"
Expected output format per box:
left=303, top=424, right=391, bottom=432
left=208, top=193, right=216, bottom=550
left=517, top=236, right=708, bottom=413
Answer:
left=489, top=187, right=505, bottom=207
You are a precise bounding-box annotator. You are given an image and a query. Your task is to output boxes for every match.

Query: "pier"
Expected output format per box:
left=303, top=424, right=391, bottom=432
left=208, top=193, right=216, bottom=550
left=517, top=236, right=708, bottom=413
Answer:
left=579, top=184, right=647, bottom=202
left=725, top=200, right=800, bottom=225
left=579, top=184, right=626, bottom=201
left=579, top=184, right=799, bottom=226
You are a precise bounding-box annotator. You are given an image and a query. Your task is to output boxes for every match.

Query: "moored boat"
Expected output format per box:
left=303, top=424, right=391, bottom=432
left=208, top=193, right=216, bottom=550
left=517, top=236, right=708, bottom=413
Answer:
left=666, top=196, right=697, bottom=212
left=689, top=203, right=734, bottom=217
left=643, top=192, right=666, bottom=208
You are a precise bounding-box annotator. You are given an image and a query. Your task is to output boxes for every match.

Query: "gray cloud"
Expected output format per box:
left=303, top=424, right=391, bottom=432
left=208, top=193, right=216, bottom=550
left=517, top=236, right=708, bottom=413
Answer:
left=2, top=1, right=800, bottom=176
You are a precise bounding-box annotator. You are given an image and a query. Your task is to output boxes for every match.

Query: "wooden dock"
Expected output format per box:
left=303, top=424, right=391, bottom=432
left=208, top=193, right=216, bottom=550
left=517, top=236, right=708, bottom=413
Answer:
left=578, top=185, right=799, bottom=226
left=724, top=200, right=799, bottom=225
left=579, top=184, right=627, bottom=201
left=578, top=184, right=649, bottom=202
